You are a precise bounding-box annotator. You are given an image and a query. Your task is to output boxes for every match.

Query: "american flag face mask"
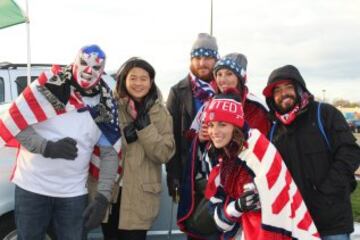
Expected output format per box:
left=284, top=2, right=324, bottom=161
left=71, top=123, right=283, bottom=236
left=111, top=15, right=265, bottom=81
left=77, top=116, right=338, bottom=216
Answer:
left=73, top=45, right=105, bottom=90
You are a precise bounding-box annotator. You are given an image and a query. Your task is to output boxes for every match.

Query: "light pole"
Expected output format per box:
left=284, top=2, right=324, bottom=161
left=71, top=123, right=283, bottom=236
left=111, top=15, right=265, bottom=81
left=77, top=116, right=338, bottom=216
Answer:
left=210, top=0, right=213, bottom=36
left=322, top=89, right=326, bottom=102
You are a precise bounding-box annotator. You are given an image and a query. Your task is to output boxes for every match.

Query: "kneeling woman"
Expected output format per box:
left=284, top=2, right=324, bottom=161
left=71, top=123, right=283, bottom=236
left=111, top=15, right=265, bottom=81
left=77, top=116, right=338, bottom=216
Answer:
left=101, top=57, right=175, bottom=240
left=202, top=91, right=320, bottom=240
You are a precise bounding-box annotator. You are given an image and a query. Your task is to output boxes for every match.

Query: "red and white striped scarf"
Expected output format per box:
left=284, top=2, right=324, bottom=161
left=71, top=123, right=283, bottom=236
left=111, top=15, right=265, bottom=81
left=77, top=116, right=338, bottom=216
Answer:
left=0, top=67, right=122, bottom=179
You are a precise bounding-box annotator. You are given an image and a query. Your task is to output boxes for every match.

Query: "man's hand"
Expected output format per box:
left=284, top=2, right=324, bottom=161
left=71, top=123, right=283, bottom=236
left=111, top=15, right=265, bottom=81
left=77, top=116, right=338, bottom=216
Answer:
left=198, top=123, right=209, bottom=142
left=83, top=192, right=109, bottom=231
left=43, top=137, right=78, bottom=160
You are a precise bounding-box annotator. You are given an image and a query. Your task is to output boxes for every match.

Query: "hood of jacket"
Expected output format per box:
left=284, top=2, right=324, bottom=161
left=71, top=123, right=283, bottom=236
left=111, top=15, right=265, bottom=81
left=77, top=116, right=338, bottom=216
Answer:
left=263, top=65, right=312, bottom=113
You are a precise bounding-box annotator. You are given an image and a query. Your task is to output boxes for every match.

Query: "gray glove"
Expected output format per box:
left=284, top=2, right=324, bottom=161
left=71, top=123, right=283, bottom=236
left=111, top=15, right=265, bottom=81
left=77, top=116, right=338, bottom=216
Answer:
left=97, top=146, right=118, bottom=200
left=234, top=190, right=260, bottom=212
left=15, top=126, right=77, bottom=160
left=43, top=137, right=78, bottom=160
left=83, top=192, right=109, bottom=231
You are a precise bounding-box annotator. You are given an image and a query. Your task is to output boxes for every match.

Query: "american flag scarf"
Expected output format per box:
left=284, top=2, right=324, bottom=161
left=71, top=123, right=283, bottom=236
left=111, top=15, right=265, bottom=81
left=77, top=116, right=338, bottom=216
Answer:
left=205, top=129, right=320, bottom=240
left=190, top=73, right=217, bottom=104
left=0, top=65, right=122, bottom=179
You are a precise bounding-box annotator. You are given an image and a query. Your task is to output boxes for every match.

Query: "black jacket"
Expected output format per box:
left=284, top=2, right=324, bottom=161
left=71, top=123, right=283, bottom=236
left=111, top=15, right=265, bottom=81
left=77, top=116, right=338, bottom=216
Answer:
left=166, top=76, right=195, bottom=197
left=270, top=101, right=360, bottom=236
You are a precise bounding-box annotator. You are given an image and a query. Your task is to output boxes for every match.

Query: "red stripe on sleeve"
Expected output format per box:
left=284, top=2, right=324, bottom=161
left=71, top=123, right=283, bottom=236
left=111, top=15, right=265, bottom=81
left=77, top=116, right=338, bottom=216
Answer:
left=22, top=87, right=47, bottom=122
left=9, top=103, right=28, bottom=130
left=93, top=146, right=100, bottom=156
left=89, top=162, right=99, bottom=180
left=0, top=119, right=14, bottom=143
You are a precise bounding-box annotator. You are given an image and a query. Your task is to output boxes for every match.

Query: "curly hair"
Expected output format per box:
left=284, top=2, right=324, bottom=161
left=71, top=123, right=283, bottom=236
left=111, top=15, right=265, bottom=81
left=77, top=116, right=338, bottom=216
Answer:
left=222, top=126, right=245, bottom=159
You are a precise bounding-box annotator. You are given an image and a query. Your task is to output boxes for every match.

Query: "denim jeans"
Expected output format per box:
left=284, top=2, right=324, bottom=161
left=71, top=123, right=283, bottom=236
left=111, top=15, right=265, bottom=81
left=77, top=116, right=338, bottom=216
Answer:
left=322, top=234, right=350, bottom=240
left=15, top=185, right=88, bottom=240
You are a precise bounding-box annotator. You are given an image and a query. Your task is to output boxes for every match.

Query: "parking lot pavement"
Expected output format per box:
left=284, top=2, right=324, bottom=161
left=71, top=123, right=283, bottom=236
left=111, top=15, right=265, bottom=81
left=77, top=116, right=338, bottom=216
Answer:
left=90, top=229, right=360, bottom=240
left=146, top=234, right=186, bottom=240
left=352, top=222, right=360, bottom=240
left=87, top=230, right=186, bottom=240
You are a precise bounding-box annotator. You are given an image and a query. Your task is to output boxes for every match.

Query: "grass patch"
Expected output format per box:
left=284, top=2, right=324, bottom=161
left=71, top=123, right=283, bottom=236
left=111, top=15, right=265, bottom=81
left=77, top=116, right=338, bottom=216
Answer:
left=352, top=181, right=360, bottom=222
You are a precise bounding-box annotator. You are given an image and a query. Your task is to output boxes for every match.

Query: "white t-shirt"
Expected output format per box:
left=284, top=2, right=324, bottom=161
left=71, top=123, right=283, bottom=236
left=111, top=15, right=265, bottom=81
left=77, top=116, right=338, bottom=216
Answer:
left=12, top=97, right=102, bottom=197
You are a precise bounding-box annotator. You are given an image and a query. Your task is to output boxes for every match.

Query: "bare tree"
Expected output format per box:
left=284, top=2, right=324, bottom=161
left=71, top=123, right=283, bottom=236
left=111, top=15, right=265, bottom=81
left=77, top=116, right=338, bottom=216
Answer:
left=333, top=98, right=360, bottom=108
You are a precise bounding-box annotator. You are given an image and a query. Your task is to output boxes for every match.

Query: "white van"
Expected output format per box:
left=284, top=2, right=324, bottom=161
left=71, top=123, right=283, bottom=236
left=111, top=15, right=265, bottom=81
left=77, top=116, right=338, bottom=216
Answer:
left=0, top=63, right=183, bottom=240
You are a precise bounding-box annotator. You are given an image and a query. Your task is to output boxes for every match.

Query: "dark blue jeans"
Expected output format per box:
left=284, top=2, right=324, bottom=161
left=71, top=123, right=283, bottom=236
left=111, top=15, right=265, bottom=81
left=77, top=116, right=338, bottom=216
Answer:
left=15, top=186, right=88, bottom=240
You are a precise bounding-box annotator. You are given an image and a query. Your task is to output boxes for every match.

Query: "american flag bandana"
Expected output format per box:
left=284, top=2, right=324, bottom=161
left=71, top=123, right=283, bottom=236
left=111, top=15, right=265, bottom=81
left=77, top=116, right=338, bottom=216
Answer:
left=0, top=66, right=122, bottom=179
left=205, top=129, right=320, bottom=240
left=190, top=73, right=217, bottom=103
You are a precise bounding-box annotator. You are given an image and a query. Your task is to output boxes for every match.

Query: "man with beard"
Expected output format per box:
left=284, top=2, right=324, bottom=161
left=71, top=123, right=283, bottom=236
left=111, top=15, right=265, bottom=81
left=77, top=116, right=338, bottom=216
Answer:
left=0, top=45, right=120, bottom=239
left=263, top=65, right=360, bottom=240
left=166, top=33, right=218, bottom=207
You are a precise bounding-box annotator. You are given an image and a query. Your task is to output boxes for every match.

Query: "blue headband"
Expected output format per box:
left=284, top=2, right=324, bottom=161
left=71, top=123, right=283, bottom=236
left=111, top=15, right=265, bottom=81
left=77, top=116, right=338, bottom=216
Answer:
left=191, top=48, right=219, bottom=59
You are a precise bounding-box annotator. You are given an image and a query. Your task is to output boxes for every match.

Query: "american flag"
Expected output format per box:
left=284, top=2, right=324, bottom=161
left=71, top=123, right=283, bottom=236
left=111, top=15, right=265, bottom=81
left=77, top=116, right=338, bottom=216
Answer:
left=205, top=129, right=320, bottom=240
left=0, top=67, right=122, bottom=179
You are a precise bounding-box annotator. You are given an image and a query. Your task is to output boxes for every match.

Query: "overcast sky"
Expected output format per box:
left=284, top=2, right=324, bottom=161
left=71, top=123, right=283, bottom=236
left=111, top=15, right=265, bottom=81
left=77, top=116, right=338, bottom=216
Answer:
left=1, top=0, right=359, bottom=102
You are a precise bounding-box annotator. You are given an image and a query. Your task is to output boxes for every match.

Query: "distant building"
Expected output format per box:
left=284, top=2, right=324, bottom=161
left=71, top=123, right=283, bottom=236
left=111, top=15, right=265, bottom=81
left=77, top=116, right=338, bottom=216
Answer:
left=336, top=107, right=360, bottom=120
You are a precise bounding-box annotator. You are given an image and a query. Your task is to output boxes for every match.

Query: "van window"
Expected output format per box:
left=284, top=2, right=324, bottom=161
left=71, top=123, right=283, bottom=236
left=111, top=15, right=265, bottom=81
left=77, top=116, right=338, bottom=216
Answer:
left=16, top=76, right=37, bottom=95
left=0, top=77, right=4, bottom=102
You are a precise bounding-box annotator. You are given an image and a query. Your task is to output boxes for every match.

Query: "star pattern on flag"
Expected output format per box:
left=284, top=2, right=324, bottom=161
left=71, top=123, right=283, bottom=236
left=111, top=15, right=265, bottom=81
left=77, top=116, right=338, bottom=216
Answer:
left=191, top=48, right=219, bottom=59
left=217, top=58, right=246, bottom=78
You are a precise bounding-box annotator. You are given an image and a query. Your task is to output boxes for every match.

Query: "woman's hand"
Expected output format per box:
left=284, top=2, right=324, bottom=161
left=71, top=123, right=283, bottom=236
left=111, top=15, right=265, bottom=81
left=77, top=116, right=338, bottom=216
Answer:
left=234, top=190, right=260, bottom=212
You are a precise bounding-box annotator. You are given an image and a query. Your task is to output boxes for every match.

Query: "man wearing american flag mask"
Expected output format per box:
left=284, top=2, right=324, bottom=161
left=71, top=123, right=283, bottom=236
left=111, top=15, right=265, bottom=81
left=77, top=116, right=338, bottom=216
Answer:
left=0, top=44, right=121, bottom=240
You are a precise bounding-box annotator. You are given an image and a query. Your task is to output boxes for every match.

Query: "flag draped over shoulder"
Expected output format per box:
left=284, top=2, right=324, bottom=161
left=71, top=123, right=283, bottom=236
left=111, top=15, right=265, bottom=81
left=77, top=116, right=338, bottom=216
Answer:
left=0, top=66, right=122, bottom=178
left=0, top=0, right=26, bottom=29
left=204, top=129, right=320, bottom=239
left=239, top=129, right=320, bottom=240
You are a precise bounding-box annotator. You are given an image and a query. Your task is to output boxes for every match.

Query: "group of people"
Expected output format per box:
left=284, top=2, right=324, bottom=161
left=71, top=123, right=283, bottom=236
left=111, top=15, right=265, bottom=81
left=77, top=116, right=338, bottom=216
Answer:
left=0, top=32, right=358, bottom=240
left=166, top=33, right=360, bottom=240
left=0, top=45, right=175, bottom=240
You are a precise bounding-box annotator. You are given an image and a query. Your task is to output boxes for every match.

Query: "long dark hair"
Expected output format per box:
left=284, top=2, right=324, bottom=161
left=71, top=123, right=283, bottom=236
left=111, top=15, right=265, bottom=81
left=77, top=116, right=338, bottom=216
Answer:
left=223, top=127, right=245, bottom=159
left=218, top=126, right=252, bottom=198
left=208, top=125, right=246, bottom=162
left=115, top=57, right=157, bottom=102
